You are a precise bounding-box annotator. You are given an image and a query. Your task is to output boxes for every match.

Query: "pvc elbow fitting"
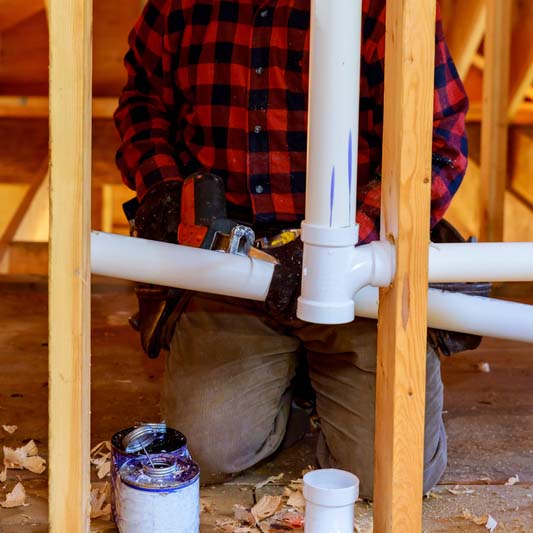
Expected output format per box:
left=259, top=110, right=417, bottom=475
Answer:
left=303, top=469, right=359, bottom=533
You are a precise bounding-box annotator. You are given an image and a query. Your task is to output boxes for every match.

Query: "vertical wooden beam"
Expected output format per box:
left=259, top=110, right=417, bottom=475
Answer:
left=373, top=0, right=435, bottom=530
left=479, top=0, right=511, bottom=242
left=48, top=0, right=92, bottom=530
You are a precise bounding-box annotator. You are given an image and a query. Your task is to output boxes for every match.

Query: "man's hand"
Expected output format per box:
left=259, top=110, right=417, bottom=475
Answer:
left=134, top=180, right=182, bottom=243
left=264, top=237, right=304, bottom=322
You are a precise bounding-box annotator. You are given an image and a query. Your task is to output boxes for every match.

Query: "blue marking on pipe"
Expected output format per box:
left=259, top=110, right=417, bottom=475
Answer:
left=330, top=166, right=335, bottom=227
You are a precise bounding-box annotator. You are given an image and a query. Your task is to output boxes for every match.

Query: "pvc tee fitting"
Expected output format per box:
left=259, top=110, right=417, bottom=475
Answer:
left=303, top=469, right=359, bottom=533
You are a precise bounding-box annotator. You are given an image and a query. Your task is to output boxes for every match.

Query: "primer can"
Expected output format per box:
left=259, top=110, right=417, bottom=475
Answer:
left=111, top=424, right=190, bottom=523
left=115, top=453, right=200, bottom=533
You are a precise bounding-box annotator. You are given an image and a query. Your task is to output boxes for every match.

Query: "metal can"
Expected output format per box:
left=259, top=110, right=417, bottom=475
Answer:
left=111, top=424, right=190, bottom=523
left=115, top=453, right=200, bottom=533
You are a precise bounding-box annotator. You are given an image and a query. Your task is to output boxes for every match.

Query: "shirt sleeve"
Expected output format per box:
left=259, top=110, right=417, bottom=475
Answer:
left=357, top=2, right=469, bottom=244
left=113, top=0, right=184, bottom=201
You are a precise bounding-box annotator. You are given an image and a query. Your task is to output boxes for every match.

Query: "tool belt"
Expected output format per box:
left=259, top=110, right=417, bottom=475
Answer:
left=428, top=219, right=492, bottom=356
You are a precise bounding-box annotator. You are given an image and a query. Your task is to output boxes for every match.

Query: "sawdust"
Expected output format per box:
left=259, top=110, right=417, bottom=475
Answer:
left=90, top=441, right=112, bottom=479
left=1, top=481, right=29, bottom=508
left=251, top=494, right=283, bottom=522
left=505, top=474, right=520, bottom=486
left=2, top=425, right=18, bottom=434
left=461, top=509, right=498, bottom=531
left=2, top=440, right=46, bottom=474
left=254, top=473, right=284, bottom=490
left=90, top=482, right=111, bottom=520
left=448, top=485, right=475, bottom=495
left=201, top=497, right=214, bottom=514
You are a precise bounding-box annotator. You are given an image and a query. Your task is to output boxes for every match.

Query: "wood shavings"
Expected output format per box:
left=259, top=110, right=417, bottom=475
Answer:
left=448, top=485, right=475, bottom=495
left=462, top=510, right=498, bottom=531
left=475, top=362, right=491, bottom=373
left=285, top=487, right=305, bottom=511
left=214, top=518, right=244, bottom=532
left=201, top=497, right=214, bottom=514
left=251, top=494, right=282, bottom=522
left=0, top=467, right=6, bottom=483
left=90, top=441, right=111, bottom=479
left=233, top=504, right=255, bottom=524
left=1, top=481, right=29, bottom=508
left=3, top=440, right=46, bottom=474
left=425, top=490, right=442, bottom=499
left=254, top=472, right=284, bottom=490
left=505, top=474, right=520, bottom=486
left=90, top=482, right=111, bottom=519
left=270, top=510, right=305, bottom=529
left=2, top=425, right=17, bottom=434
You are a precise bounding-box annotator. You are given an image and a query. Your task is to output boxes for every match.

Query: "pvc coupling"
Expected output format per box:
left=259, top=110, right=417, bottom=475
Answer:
left=303, top=469, right=360, bottom=533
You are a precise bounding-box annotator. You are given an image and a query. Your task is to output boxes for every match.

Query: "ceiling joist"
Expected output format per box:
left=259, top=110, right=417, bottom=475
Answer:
left=444, top=0, right=486, bottom=79
left=0, top=0, right=45, bottom=33
left=508, top=0, right=533, bottom=120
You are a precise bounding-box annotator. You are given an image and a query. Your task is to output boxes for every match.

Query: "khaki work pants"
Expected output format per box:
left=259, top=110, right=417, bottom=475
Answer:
left=162, top=293, right=446, bottom=499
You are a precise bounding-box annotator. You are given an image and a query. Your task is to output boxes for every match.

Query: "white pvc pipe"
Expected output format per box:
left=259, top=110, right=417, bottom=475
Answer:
left=91, top=231, right=274, bottom=301
left=429, top=242, right=533, bottom=282
left=305, top=0, right=362, bottom=227
left=354, top=286, right=533, bottom=343
left=91, top=232, right=533, bottom=343
left=303, top=469, right=359, bottom=533
left=298, top=0, right=363, bottom=324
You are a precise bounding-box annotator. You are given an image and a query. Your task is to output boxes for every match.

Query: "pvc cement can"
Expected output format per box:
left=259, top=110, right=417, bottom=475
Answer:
left=111, top=424, right=194, bottom=529
left=115, top=453, right=200, bottom=533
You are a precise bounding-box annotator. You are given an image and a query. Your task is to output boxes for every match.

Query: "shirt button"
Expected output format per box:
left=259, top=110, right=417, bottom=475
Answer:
left=255, top=67, right=264, bottom=75
left=260, top=9, right=268, bottom=17
left=254, top=125, right=262, bottom=134
left=255, top=185, right=264, bottom=193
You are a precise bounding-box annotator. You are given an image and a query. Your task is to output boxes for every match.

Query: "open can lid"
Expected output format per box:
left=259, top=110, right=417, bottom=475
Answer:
left=122, top=423, right=166, bottom=453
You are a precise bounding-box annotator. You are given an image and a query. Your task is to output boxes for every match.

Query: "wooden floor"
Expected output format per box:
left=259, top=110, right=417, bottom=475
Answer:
left=0, top=277, right=532, bottom=532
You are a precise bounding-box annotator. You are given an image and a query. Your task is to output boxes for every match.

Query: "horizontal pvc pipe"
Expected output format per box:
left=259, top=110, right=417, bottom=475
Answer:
left=429, top=242, right=533, bottom=282
left=91, top=232, right=533, bottom=342
left=91, top=231, right=274, bottom=301
left=354, top=286, right=533, bottom=343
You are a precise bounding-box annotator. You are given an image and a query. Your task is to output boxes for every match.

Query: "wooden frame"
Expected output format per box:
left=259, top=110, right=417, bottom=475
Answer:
left=48, top=0, right=92, bottom=530
left=374, top=0, right=435, bottom=530
left=479, top=0, right=512, bottom=242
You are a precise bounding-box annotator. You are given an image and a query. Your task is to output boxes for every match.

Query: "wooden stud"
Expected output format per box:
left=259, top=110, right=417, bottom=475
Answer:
left=479, top=0, right=512, bottom=242
left=48, top=0, right=92, bottom=530
left=443, top=0, right=486, bottom=79
left=467, top=101, right=533, bottom=125
left=508, top=0, right=533, bottom=120
left=373, top=0, right=435, bottom=531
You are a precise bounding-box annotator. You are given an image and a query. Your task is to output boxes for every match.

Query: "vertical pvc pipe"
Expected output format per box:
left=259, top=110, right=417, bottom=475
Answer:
left=305, top=0, right=362, bottom=228
left=297, top=0, right=363, bottom=324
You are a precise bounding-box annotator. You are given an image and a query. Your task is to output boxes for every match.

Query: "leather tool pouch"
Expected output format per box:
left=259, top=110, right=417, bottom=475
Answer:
left=428, top=219, right=492, bottom=356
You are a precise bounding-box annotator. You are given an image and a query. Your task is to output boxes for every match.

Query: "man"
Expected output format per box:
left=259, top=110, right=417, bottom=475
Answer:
left=114, top=0, right=469, bottom=498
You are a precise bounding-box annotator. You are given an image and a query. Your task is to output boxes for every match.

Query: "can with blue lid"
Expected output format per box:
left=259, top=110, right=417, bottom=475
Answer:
left=110, top=423, right=199, bottom=532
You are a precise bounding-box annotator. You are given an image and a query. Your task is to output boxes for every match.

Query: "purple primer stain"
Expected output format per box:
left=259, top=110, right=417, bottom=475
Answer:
left=330, top=166, right=335, bottom=227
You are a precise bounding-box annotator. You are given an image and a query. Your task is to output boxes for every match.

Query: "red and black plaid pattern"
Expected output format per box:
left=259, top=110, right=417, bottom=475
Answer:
left=114, top=0, right=468, bottom=242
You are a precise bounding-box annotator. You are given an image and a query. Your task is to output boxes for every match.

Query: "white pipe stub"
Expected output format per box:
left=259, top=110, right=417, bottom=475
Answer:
left=303, top=469, right=360, bottom=533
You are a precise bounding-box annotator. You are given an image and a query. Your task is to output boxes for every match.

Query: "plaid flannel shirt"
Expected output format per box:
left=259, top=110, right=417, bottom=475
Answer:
left=114, top=0, right=468, bottom=243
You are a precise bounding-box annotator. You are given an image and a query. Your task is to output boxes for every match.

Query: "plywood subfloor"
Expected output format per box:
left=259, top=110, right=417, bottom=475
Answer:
left=1, top=277, right=532, bottom=531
